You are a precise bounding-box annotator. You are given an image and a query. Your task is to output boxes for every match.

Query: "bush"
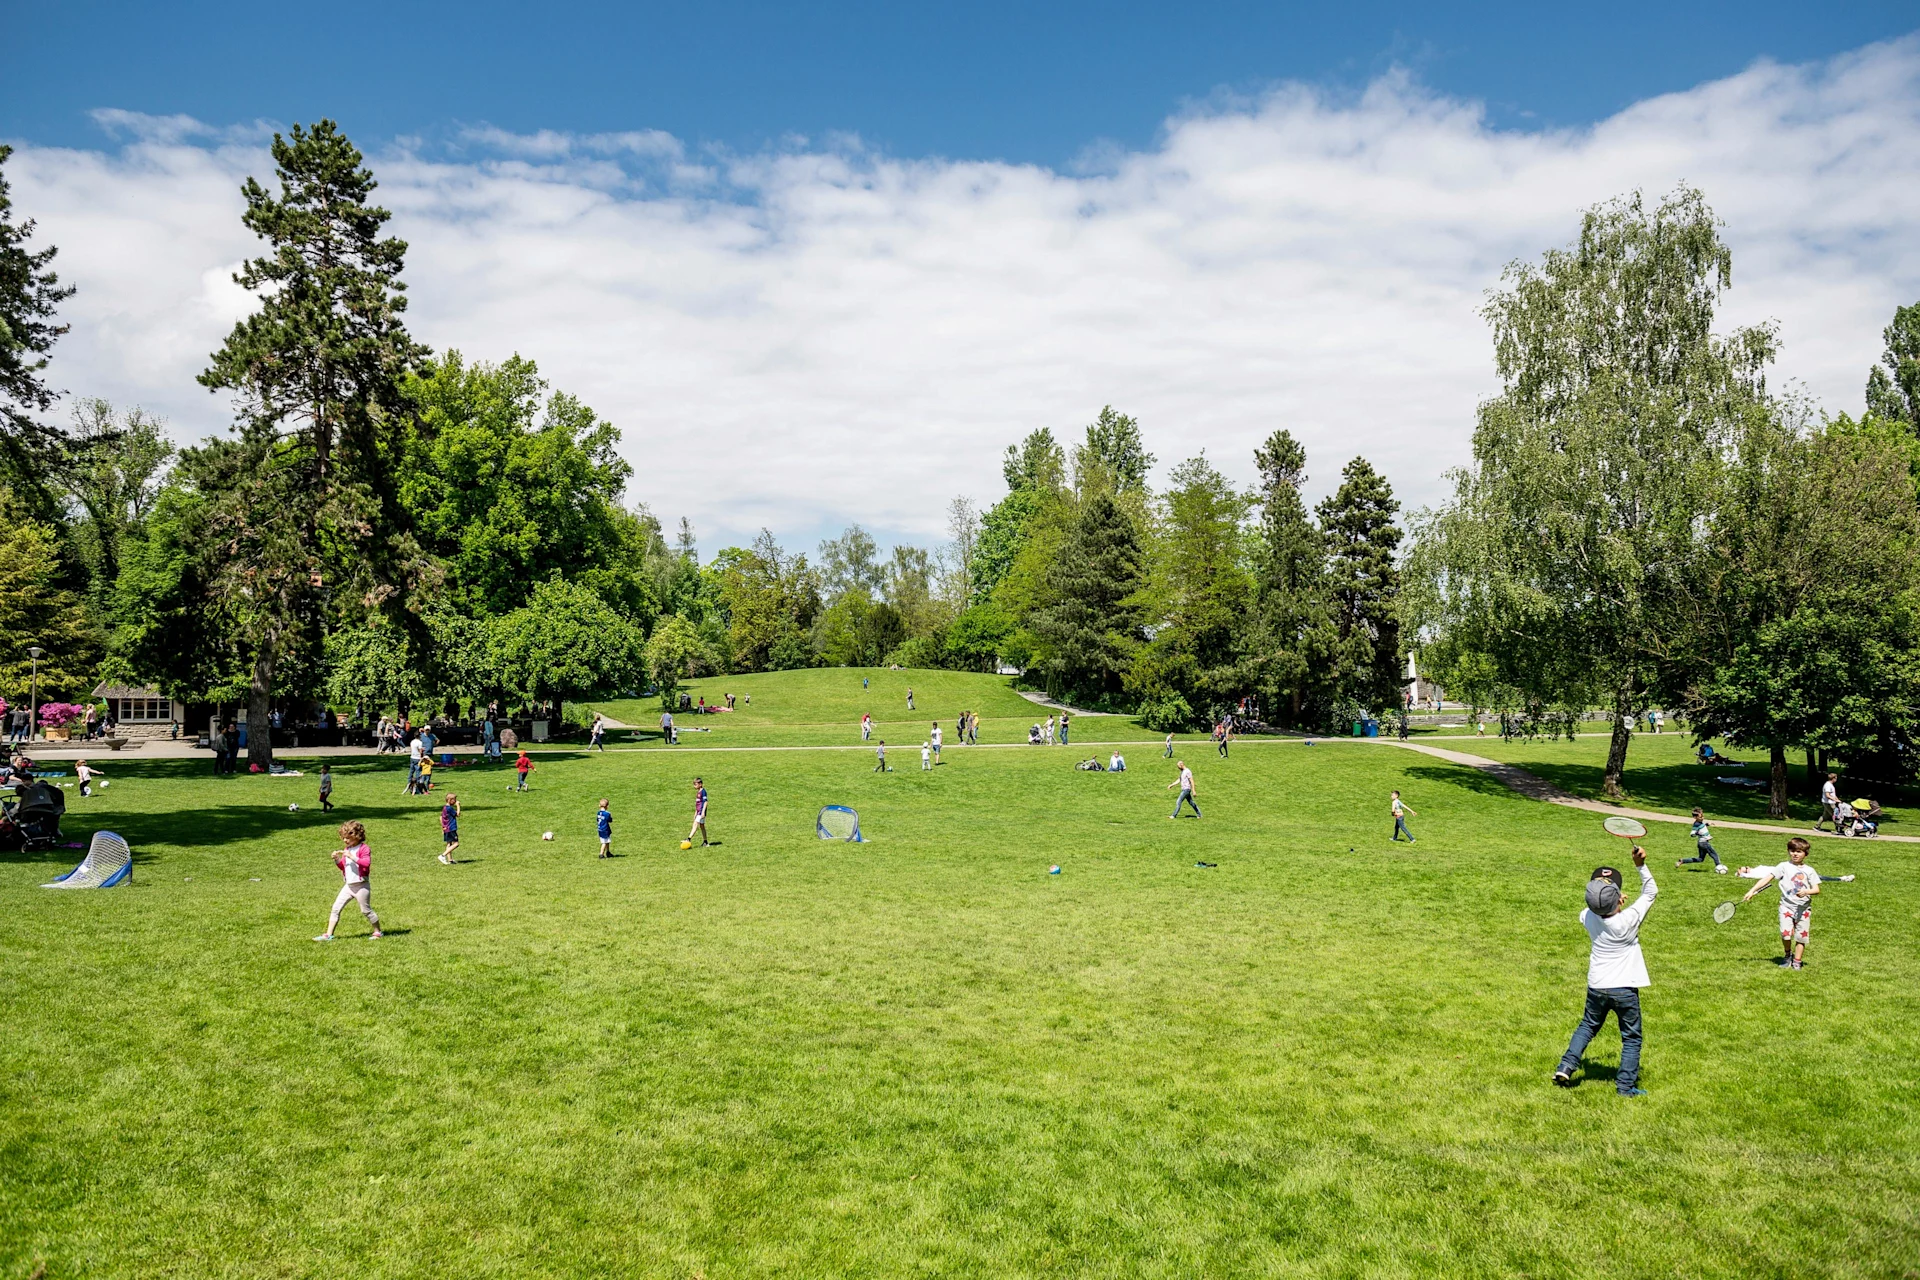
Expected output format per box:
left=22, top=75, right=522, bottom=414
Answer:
left=36, top=702, right=90, bottom=729
left=882, top=635, right=947, bottom=670
left=1137, top=692, right=1196, bottom=732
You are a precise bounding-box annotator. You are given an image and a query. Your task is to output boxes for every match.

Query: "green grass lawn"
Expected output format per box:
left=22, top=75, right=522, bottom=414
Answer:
left=584, top=667, right=1172, bottom=748
left=4, top=682, right=1917, bottom=1277
left=1428, top=729, right=1920, bottom=831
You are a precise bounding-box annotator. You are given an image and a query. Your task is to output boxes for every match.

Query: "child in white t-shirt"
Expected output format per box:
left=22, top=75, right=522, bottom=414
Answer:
left=921, top=741, right=932, bottom=771
left=316, top=820, right=382, bottom=941
left=1738, top=837, right=1822, bottom=970
left=76, top=759, right=102, bottom=797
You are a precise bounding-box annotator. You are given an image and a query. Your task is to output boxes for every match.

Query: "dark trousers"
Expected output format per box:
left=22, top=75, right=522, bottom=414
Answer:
left=1558, top=986, right=1643, bottom=1090
left=1393, top=815, right=1413, bottom=841
left=1678, top=841, right=1721, bottom=867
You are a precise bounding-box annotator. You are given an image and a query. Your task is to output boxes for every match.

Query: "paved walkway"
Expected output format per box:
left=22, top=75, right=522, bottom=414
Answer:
left=1013, top=690, right=1122, bottom=715
left=1378, top=738, right=1917, bottom=844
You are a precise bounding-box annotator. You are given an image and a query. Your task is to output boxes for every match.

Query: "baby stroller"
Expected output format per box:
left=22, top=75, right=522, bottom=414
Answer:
left=11, top=781, right=66, bottom=852
left=1027, top=724, right=1044, bottom=745
left=1841, top=798, right=1881, bottom=838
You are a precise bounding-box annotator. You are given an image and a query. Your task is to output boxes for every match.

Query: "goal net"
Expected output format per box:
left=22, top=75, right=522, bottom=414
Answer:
left=42, top=830, right=133, bottom=889
left=816, top=805, right=864, bottom=842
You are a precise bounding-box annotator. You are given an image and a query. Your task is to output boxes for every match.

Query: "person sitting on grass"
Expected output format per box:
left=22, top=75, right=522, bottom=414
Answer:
left=316, top=820, right=382, bottom=942
left=1109, top=752, right=1126, bottom=772
left=1553, top=845, right=1656, bottom=1096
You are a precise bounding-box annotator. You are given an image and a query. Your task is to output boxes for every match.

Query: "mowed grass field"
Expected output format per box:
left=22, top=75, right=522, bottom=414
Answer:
left=4, top=672, right=1918, bottom=1277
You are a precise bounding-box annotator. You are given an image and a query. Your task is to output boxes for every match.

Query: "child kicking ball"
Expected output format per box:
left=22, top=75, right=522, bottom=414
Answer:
left=1738, top=837, right=1822, bottom=969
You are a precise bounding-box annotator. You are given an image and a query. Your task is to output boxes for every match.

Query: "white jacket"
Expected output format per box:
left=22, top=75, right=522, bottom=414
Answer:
left=1578, top=865, right=1657, bottom=989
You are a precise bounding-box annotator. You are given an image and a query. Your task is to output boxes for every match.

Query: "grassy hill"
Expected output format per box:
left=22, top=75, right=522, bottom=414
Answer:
left=4, top=678, right=1915, bottom=1277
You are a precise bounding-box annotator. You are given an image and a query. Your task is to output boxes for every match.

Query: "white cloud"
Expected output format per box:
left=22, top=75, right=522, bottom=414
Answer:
left=9, top=36, right=1920, bottom=554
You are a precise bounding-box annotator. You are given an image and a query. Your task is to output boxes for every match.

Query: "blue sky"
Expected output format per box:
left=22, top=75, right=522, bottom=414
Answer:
left=6, top=8, right=1920, bottom=555
left=8, top=1, right=1915, bottom=163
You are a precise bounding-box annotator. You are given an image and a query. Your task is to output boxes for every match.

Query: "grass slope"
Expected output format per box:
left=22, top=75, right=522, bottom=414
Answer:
left=3, top=683, right=1916, bottom=1277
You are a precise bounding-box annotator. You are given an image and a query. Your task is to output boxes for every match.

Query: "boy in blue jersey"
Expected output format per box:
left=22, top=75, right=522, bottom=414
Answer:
left=596, top=798, right=613, bottom=859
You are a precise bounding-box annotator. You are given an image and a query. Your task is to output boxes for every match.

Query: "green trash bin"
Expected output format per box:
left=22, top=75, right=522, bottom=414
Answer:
left=1352, top=722, right=1364, bottom=736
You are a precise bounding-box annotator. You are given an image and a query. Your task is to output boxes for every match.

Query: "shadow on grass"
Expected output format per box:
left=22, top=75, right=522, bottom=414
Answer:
left=1505, top=759, right=1914, bottom=826
left=1400, top=763, right=1531, bottom=803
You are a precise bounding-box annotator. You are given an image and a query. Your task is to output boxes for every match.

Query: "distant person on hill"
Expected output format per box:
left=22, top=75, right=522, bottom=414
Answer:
left=315, top=820, right=381, bottom=942
left=1553, top=845, right=1655, bottom=1095
left=921, top=740, right=932, bottom=771
left=863, top=677, right=869, bottom=689
left=874, top=740, right=891, bottom=772
left=1168, top=761, right=1200, bottom=818
left=861, top=713, right=872, bottom=741
left=1163, top=733, right=1175, bottom=759
left=1109, top=751, right=1126, bottom=772
left=906, top=687, right=915, bottom=711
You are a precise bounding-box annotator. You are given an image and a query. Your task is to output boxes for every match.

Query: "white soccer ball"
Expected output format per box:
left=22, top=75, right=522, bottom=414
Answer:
left=542, top=831, right=554, bottom=841
left=288, top=803, right=299, bottom=812
left=98, top=779, right=110, bottom=789
left=1716, top=864, right=1729, bottom=874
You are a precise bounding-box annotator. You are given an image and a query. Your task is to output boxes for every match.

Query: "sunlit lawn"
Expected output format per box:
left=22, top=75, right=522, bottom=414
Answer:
left=3, top=673, right=1916, bottom=1277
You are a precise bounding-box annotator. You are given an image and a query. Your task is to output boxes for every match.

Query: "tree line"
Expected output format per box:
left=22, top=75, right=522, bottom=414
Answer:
left=4, top=127, right=1917, bottom=794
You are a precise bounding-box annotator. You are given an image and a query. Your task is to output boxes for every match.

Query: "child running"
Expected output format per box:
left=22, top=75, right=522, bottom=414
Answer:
left=515, top=751, right=533, bottom=791
left=316, top=820, right=382, bottom=941
left=596, top=798, right=613, bottom=858
left=688, top=778, right=710, bottom=846
left=318, top=763, right=334, bottom=812
left=1676, top=807, right=1723, bottom=871
left=1738, top=837, right=1822, bottom=969
left=1391, top=790, right=1417, bottom=842
left=439, top=794, right=461, bottom=864
left=76, top=759, right=102, bottom=797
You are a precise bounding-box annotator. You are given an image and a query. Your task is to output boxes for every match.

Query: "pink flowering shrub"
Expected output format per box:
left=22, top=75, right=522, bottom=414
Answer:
left=36, top=702, right=89, bottom=728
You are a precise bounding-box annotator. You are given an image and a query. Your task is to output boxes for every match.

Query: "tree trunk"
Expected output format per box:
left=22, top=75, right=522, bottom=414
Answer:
left=1602, top=686, right=1634, bottom=799
left=1769, top=744, right=1788, bottom=818
left=247, top=643, right=276, bottom=770
left=1805, top=747, right=1818, bottom=798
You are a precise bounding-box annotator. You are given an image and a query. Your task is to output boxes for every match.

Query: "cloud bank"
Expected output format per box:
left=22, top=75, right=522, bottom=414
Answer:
left=9, top=37, right=1920, bottom=553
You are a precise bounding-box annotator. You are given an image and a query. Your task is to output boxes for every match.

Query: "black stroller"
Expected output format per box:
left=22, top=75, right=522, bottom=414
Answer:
left=9, top=781, right=66, bottom=852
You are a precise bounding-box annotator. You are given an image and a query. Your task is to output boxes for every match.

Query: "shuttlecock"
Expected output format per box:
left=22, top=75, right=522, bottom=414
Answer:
left=1049, top=865, right=1061, bottom=875
left=541, top=831, right=554, bottom=841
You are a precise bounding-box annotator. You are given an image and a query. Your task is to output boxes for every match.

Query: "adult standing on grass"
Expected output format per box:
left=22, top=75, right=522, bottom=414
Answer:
left=1059, top=712, right=1070, bottom=747
left=930, top=721, right=942, bottom=764
left=862, top=713, right=872, bottom=741
left=1163, top=733, right=1175, bottom=759
left=1168, top=761, right=1201, bottom=819
left=906, top=687, right=914, bottom=711
left=1818, top=772, right=1839, bottom=832
left=405, top=733, right=424, bottom=794
left=688, top=777, right=710, bottom=846
left=660, top=708, right=675, bottom=745
left=590, top=715, right=606, bottom=752
left=1553, top=847, right=1656, bottom=1096
left=1738, top=838, right=1822, bottom=970
left=316, top=820, right=382, bottom=942
left=1391, top=790, right=1417, bottom=843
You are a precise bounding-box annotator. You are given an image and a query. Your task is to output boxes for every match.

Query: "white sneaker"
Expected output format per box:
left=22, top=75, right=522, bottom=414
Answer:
left=313, top=934, right=333, bottom=942
left=438, top=853, right=450, bottom=864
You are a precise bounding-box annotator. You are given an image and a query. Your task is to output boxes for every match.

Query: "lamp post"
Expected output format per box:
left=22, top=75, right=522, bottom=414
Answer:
left=27, top=646, right=43, bottom=743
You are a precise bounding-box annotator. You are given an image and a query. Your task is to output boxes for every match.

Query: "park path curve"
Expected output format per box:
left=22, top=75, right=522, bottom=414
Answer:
left=1377, top=738, right=1920, bottom=844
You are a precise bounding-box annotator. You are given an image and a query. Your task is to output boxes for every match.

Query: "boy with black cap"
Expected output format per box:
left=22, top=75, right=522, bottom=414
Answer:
left=1553, top=845, right=1658, bottom=1096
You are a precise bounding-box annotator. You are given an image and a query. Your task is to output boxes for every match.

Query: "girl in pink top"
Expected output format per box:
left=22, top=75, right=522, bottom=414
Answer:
left=316, top=819, right=382, bottom=941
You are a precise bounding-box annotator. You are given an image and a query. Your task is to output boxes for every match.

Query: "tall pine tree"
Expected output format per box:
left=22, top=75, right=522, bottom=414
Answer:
left=1032, top=491, right=1144, bottom=701
left=1317, top=457, right=1403, bottom=715
left=199, top=121, right=428, bottom=766
left=0, top=144, right=77, bottom=505
left=1250, top=429, right=1331, bottom=725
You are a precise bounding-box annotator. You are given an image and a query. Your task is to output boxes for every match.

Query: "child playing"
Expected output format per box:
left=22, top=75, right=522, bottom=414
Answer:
left=1676, top=807, right=1723, bottom=870
left=921, top=741, right=932, bottom=771
left=76, top=759, right=102, bottom=797
left=874, top=740, right=891, bottom=772
left=318, top=763, right=334, bottom=812
left=861, top=713, right=872, bottom=741
left=1553, top=845, right=1655, bottom=1095
left=596, top=798, right=613, bottom=858
left=439, top=794, right=461, bottom=864
left=1738, top=837, right=1822, bottom=969
left=418, top=754, right=435, bottom=793
left=1391, top=790, right=1417, bottom=842
left=688, top=778, right=709, bottom=846
left=316, top=820, right=382, bottom=941
left=515, top=752, right=533, bottom=791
